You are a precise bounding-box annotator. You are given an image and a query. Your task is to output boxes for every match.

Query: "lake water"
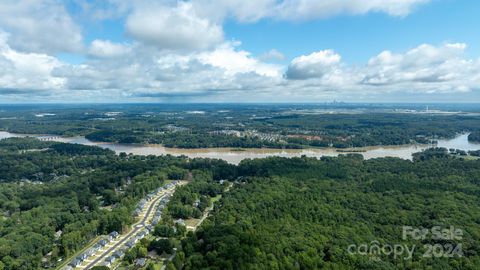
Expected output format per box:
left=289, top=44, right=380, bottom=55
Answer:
left=1, top=131, right=479, bottom=164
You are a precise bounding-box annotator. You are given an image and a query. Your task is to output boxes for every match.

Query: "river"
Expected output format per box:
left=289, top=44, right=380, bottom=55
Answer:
left=1, top=131, right=479, bottom=164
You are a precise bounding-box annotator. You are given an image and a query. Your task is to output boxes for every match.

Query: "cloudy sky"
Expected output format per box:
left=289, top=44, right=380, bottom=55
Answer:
left=0, top=0, right=479, bottom=103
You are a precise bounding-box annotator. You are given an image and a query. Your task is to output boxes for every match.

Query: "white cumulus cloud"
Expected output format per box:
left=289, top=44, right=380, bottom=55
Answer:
left=259, top=49, right=285, bottom=61
left=0, top=0, right=83, bottom=53
left=126, top=2, right=223, bottom=51
left=362, top=43, right=475, bottom=91
left=52, top=41, right=283, bottom=98
left=272, top=0, right=430, bottom=20
left=0, top=32, right=65, bottom=93
left=89, top=40, right=132, bottom=58
left=283, top=43, right=480, bottom=98
left=2, top=0, right=478, bottom=103
left=191, top=0, right=430, bottom=22
left=198, top=44, right=282, bottom=77
left=286, top=50, right=342, bottom=80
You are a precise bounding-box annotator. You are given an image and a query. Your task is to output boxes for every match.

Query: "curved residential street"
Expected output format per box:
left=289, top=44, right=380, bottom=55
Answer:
left=68, top=181, right=186, bottom=270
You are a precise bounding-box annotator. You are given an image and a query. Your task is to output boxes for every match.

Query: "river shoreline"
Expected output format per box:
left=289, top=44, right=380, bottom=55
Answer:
left=1, top=131, right=479, bottom=164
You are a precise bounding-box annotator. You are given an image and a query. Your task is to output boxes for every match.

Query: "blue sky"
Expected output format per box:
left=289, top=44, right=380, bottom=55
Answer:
left=0, top=0, right=479, bottom=103
left=224, top=0, right=480, bottom=63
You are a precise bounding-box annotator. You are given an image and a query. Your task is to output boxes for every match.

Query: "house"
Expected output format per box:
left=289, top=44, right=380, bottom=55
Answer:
left=134, top=258, right=147, bottom=267
left=69, top=259, right=81, bottom=267
left=85, top=248, right=95, bottom=256
left=112, top=250, right=124, bottom=258
left=61, top=266, right=73, bottom=270
left=77, top=253, right=88, bottom=261
left=92, top=244, right=101, bottom=251
left=126, top=240, right=136, bottom=248
left=174, top=218, right=186, bottom=226
left=105, top=256, right=116, bottom=265
left=54, top=230, right=63, bottom=240
left=136, top=230, right=147, bottom=239
left=109, top=231, right=119, bottom=240
left=152, top=217, right=160, bottom=225
left=98, top=239, right=109, bottom=247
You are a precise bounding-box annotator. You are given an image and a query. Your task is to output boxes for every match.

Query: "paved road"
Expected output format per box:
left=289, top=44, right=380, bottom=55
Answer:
left=81, top=190, right=170, bottom=269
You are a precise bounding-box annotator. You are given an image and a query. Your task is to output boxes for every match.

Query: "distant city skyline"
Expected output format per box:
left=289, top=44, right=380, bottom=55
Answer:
left=0, top=0, right=479, bottom=103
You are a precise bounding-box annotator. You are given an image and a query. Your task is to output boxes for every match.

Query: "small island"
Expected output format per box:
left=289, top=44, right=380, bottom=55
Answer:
left=468, top=132, right=480, bottom=143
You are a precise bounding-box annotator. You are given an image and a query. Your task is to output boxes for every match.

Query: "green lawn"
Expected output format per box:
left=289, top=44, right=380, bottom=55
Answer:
left=55, top=236, right=105, bottom=270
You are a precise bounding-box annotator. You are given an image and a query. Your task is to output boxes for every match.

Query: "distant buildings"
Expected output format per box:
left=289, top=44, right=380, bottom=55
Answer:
left=163, top=124, right=189, bottom=132
left=210, top=129, right=283, bottom=142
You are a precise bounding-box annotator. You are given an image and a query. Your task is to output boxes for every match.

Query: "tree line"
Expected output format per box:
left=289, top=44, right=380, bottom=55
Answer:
left=0, top=138, right=219, bottom=270
left=176, top=155, right=480, bottom=269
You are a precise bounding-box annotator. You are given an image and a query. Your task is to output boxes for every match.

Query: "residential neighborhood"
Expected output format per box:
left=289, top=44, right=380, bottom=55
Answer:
left=61, top=181, right=182, bottom=270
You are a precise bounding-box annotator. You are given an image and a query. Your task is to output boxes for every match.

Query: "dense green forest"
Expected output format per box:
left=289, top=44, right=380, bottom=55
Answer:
left=85, top=131, right=295, bottom=149
left=178, top=153, right=480, bottom=270
left=0, top=137, right=232, bottom=270
left=1, top=134, right=480, bottom=269
left=1, top=104, right=480, bottom=149
left=166, top=174, right=223, bottom=220
left=84, top=113, right=480, bottom=149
